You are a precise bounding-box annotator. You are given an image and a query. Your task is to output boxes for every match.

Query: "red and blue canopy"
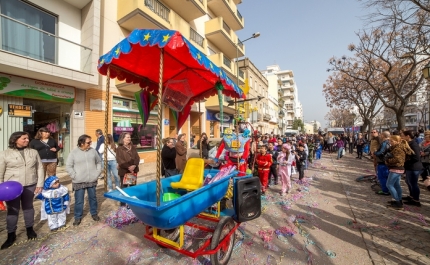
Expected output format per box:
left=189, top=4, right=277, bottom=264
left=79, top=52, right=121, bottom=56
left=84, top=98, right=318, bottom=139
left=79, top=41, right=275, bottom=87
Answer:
left=97, top=29, right=245, bottom=104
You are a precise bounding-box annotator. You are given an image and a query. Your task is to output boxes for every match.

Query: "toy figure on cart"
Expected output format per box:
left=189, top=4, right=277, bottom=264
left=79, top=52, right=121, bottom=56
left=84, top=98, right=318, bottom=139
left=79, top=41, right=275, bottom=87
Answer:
left=214, top=120, right=251, bottom=176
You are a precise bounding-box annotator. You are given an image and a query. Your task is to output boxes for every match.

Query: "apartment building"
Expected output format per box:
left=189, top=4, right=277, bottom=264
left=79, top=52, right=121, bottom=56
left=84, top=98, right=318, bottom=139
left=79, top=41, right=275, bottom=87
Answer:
left=0, top=0, right=100, bottom=163
left=236, top=58, right=270, bottom=134
left=93, top=0, right=247, bottom=161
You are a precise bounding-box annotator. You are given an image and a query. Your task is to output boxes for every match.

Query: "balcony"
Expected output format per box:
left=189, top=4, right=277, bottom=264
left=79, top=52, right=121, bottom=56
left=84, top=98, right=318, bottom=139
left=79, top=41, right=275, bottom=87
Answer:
left=162, top=0, right=205, bottom=22
left=117, top=0, right=171, bottom=31
left=207, top=0, right=244, bottom=31
left=257, top=113, right=262, bottom=120
left=286, top=108, right=294, bottom=113
left=190, top=28, right=204, bottom=48
left=0, top=14, right=95, bottom=87
left=208, top=52, right=237, bottom=83
left=263, top=114, right=271, bottom=121
left=205, top=17, right=244, bottom=59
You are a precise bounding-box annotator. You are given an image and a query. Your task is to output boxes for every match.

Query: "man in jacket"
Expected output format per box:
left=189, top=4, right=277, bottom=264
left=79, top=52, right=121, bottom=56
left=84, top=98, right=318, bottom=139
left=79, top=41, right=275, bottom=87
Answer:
left=267, top=142, right=279, bottom=185
left=374, top=131, right=391, bottom=195
left=370, top=129, right=381, bottom=177
left=161, top=138, right=177, bottom=177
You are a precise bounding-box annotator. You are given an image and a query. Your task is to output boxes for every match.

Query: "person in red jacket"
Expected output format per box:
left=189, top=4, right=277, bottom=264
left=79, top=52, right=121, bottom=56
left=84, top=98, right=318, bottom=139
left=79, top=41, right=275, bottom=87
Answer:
left=256, top=145, right=273, bottom=194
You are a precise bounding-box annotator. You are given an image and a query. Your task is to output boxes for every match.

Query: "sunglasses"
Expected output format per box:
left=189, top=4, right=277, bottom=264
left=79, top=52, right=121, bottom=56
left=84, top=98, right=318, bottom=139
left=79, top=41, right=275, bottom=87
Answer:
left=85, top=141, right=92, bottom=144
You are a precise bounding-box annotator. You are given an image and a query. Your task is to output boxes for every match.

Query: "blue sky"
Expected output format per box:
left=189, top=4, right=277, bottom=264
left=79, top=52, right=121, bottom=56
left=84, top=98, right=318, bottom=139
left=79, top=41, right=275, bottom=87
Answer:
left=236, top=0, right=371, bottom=127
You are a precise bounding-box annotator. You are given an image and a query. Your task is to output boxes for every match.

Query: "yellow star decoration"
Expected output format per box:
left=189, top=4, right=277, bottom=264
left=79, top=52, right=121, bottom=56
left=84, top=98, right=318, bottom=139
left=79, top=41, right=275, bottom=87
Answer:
left=197, top=53, right=202, bottom=60
left=209, top=63, right=213, bottom=69
left=162, top=34, right=170, bottom=42
left=115, top=47, right=120, bottom=55
left=240, top=78, right=250, bottom=94
left=100, top=59, right=105, bottom=65
left=219, top=70, right=223, bottom=76
left=144, top=33, right=151, bottom=41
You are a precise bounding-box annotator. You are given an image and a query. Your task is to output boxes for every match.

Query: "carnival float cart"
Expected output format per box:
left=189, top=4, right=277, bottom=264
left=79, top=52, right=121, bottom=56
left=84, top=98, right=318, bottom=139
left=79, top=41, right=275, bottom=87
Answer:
left=98, top=29, right=261, bottom=265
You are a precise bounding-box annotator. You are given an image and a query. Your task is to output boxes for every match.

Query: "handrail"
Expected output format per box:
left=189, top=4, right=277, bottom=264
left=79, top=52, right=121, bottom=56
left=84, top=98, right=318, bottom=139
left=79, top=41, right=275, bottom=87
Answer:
left=144, top=0, right=170, bottom=22
left=190, top=28, right=204, bottom=47
left=0, top=14, right=92, bottom=51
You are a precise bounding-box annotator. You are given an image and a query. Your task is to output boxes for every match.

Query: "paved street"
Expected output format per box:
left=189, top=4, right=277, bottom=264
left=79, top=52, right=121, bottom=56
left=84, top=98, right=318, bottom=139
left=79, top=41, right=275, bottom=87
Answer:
left=1, top=152, right=429, bottom=265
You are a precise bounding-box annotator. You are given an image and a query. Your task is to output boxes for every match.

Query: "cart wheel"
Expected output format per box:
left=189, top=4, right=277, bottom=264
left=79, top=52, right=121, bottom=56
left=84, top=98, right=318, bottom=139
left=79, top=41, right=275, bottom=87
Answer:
left=156, top=228, right=180, bottom=248
left=210, top=216, right=236, bottom=265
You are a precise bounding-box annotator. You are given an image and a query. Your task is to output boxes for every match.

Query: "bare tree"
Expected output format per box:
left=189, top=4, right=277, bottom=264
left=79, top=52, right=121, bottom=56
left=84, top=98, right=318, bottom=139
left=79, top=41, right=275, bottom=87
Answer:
left=328, top=18, right=430, bottom=129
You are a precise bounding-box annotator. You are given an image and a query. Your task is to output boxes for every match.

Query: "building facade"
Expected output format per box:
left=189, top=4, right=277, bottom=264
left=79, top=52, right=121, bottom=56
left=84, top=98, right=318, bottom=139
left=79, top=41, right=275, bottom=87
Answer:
left=98, top=0, right=247, bottom=161
left=237, top=58, right=270, bottom=134
left=0, top=0, right=100, bottom=164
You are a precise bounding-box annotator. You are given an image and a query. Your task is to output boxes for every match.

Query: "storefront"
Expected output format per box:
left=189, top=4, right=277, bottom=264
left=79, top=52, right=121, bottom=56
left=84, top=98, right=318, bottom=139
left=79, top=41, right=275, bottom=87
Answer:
left=206, top=110, right=234, bottom=137
left=112, top=96, right=158, bottom=152
left=0, top=73, right=74, bottom=163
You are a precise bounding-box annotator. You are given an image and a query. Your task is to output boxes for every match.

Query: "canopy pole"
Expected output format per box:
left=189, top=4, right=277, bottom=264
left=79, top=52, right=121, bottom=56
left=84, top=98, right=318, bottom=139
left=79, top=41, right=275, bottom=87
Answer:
left=199, top=101, right=202, bottom=158
left=156, top=48, right=164, bottom=207
left=235, top=99, right=240, bottom=172
left=103, top=67, right=110, bottom=192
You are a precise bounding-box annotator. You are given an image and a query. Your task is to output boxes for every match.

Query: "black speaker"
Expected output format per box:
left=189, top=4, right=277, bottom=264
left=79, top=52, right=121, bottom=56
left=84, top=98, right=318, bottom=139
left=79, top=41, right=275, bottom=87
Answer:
left=234, top=177, right=261, bottom=222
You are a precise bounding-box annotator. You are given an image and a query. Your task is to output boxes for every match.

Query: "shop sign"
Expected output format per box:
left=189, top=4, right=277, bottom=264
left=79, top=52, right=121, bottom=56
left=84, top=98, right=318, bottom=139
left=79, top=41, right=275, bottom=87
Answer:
left=206, top=111, right=233, bottom=123
left=0, top=73, right=75, bottom=103
left=8, top=104, right=32, bottom=117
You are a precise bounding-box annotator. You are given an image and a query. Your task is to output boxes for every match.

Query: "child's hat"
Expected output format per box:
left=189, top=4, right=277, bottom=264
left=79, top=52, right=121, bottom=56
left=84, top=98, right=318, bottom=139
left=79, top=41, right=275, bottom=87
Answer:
left=44, top=176, right=59, bottom=190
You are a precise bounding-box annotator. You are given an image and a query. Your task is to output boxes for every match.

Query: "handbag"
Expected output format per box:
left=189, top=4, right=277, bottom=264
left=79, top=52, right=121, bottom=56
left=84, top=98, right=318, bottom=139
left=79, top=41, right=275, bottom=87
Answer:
left=123, top=173, right=137, bottom=185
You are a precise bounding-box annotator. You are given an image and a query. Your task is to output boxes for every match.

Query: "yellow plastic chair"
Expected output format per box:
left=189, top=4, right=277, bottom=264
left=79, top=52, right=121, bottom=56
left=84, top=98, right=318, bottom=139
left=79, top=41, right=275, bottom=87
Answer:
left=170, top=158, right=204, bottom=191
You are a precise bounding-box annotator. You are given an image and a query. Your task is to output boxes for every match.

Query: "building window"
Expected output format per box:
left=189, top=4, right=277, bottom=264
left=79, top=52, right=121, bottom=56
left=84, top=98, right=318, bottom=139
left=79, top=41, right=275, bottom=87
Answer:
left=112, top=97, right=158, bottom=152
left=208, top=46, right=216, bottom=56
left=0, top=0, right=57, bottom=64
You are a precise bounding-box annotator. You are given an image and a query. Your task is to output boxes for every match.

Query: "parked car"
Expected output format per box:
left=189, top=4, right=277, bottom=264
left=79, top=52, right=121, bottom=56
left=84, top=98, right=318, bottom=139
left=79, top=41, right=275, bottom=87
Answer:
left=187, top=138, right=222, bottom=159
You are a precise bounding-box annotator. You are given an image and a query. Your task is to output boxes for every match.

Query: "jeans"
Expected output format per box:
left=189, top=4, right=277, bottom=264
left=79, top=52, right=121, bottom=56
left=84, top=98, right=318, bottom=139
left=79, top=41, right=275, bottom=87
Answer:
left=297, top=166, right=305, bottom=180
left=337, top=147, right=344, bottom=159
left=377, top=164, right=389, bottom=193
left=74, top=186, right=98, bottom=219
left=357, top=146, right=363, bottom=158
left=106, top=160, right=120, bottom=190
left=349, top=143, right=354, bottom=154
left=386, top=172, right=402, bottom=201
left=405, top=170, right=420, bottom=201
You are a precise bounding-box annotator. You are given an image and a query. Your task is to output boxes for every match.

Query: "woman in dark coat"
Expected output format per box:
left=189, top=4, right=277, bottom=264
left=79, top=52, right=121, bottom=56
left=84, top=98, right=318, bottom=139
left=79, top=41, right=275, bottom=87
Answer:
left=161, top=138, right=177, bottom=177
left=116, top=132, right=140, bottom=187
left=401, top=130, right=423, bottom=206
left=196, top=132, right=210, bottom=159
left=175, top=133, right=187, bottom=173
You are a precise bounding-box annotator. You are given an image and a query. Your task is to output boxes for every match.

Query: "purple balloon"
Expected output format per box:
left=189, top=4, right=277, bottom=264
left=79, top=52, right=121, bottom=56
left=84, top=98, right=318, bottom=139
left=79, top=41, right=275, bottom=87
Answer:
left=0, top=181, right=24, bottom=201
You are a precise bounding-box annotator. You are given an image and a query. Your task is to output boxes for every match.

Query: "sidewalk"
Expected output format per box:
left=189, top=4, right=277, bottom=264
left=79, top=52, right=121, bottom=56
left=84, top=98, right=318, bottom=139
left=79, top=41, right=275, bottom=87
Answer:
left=0, top=154, right=429, bottom=264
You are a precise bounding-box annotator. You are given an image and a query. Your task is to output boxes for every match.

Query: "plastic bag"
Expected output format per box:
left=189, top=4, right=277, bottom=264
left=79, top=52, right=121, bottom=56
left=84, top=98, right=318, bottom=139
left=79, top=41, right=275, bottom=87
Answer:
left=0, top=201, right=6, bottom=211
left=342, top=148, right=346, bottom=156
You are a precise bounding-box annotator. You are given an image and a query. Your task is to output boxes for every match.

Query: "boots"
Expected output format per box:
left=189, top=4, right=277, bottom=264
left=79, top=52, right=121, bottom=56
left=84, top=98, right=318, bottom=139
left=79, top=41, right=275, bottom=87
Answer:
left=387, top=200, right=403, bottom=210
left=1, top=232, right=16, bottom=250
left=26, top=226, right=37, bottom=240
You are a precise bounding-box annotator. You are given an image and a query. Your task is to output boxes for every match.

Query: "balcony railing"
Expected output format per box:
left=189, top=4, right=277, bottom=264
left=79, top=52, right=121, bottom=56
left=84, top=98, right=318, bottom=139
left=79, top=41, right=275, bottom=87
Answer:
left=237, top=10, right=243, bottom=21
left=222, top=21, right=231, bottom=33
left=223, top=56, right=231, bottom=68
left=145, top=0, right=170, bottom=22
left=0, top=14, right=92, bottom=73
left=237, top=41, right=243, bottom=50
left=239, top=69, right=244, bottom=79
left=190, top=28, right=204, bottom=47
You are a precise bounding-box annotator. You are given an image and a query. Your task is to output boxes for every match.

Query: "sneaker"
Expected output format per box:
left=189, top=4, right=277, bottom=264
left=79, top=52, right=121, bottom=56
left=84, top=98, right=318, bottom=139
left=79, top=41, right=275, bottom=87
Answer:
left=108, top=189, right=113, bottom=193
left=404, top=200, right=421, bottom=207
left=375, top=191, right=390, bottom=196
left=92, top=215, right=100, bottom=221
left=387, top=201, right=404, bottom=210
left=73, top=219, right=81, bottom=226
left=387, top=200, right=395, bottom=205
left=401, top=196, right=412, bottom=201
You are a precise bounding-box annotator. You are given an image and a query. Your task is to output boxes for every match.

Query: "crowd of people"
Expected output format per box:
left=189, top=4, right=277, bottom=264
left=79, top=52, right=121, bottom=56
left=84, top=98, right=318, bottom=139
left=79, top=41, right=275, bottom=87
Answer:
left=1, top=126, right=428, bottom=250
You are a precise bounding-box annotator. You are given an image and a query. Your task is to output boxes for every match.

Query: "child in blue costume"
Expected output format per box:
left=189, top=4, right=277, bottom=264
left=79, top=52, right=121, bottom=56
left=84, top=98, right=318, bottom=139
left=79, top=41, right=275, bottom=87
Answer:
left=36, top=176, right=70, bottom=231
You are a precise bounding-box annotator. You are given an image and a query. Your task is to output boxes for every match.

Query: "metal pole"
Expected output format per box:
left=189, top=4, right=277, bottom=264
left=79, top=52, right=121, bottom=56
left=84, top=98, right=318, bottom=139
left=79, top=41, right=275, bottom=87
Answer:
left=155, top=48, right=164, bottom=207
left=103, top=67, right=110, bottom=192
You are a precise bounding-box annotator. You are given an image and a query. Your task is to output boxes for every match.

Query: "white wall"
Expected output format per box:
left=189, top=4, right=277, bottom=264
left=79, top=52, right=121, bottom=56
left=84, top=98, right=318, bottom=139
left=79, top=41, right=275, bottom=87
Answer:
left=29, top=0, right=83, bottom=71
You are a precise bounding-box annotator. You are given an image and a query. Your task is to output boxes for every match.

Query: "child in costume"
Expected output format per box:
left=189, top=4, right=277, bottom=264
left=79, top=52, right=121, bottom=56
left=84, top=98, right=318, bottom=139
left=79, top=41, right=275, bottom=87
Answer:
left=277, top=144, right=295, bottom=196
left=36, top=176, right=70, bottom=231
left=294, top=143, right=308, bottom=182
left=256, top=145, right=272, bottom=194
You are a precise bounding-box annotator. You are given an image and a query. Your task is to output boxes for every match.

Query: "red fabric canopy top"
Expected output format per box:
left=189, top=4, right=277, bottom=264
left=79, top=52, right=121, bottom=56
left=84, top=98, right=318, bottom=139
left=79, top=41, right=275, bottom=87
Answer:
left=98, top=29, right=244, bottom=106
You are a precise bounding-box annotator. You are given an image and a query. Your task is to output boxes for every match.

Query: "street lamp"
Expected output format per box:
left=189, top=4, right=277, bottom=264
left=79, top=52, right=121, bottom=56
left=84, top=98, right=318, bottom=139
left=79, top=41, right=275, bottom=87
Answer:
left=236, top=32, right=261, bottom=88
left=278, top=110, right=285, bottom=132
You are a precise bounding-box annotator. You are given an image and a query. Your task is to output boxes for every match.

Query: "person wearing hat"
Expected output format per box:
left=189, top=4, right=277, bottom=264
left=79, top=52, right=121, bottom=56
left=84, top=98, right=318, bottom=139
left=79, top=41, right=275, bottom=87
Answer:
left=35, top=176, right=70, bottom=232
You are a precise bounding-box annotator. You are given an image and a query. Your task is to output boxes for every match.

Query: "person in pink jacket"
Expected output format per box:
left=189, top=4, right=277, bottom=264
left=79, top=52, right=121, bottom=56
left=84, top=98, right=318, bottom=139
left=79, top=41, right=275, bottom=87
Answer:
left=277, top=144, right=295, bottom=196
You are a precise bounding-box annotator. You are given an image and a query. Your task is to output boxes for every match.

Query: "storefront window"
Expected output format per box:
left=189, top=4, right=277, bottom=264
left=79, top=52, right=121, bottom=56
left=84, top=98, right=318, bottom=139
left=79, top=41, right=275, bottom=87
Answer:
left=112, top=97, right=158, bottom=152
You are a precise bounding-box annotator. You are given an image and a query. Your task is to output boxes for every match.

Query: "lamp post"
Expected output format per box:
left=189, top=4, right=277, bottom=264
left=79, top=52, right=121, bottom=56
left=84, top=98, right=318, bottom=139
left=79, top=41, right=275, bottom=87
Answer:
left=278, top=110, right=285, bottom=133
left=236, top=32, right=260, bottom=90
